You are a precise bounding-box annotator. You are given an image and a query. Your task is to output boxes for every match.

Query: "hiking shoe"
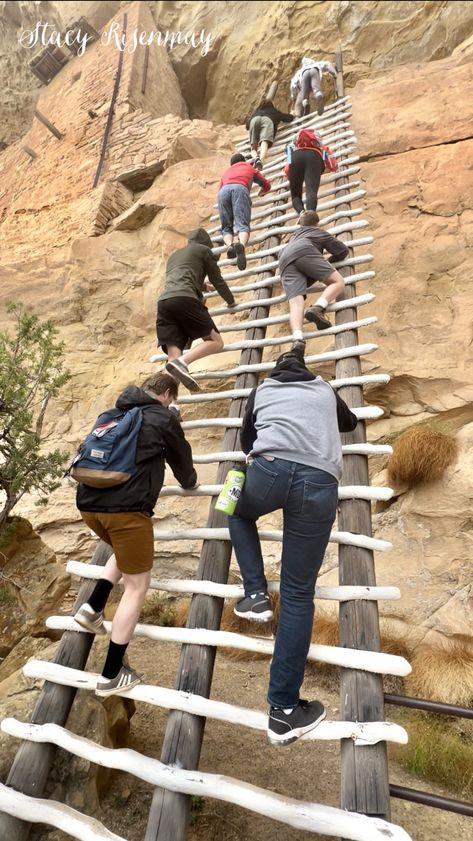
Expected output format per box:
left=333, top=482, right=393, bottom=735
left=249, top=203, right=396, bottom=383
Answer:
left=165, top=358, right=201, bottom=392
left=226, top=244, right=236, bottom=259
left=234, top=242, right=247, bottom=271
left=74, top=603, right=106, bottom=636
left=302, top=98, right=310, bottom=117
left=290, top=339, right=306, bottom=358
left=315, top=91, right=325, bottom=115
left=96, top=665, right=143, bottom=697
left=268, top=699, right=326, bottom=746
left=254, top=157, right=263, bottom=171
left=234, top=592, right=273, bottom=622
left=305, top=305, right=332, bottom=330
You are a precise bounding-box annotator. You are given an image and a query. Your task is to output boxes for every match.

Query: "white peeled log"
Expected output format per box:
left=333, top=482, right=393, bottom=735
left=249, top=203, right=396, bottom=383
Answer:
left=187, top=442, right=393, bottom=461
left=0, top=724, right=412, bottom=840
left=179, top=405, right=383, bottom=431
left=44, top=620, right=410, bottom=677
left=175, top=371, right=388, bottom=404
left=65, top=562, right=400, bottom=604
left=5, top=674, right=406, bottom=747
left=157, top=485, right=394, bottom=502
left=148, top=527, right=392, bottom=553
left=184, top=344, right=380, bottom=382
left=0, top=782, right=126, bottom=841
left=204, top=267, right=374, bottom=299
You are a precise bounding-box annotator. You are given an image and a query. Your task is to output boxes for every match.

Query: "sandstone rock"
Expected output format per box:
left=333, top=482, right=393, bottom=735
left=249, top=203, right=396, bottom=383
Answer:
left=110, top=199, right=163, bottom=231
left=116, top=160, right=165, bottom=191
left=0, top=519, right=70, bottom=659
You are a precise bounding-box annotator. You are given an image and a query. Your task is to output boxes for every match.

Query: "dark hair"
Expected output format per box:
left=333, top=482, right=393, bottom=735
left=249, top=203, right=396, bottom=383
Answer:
left=257, top=98, right=273, bottom=110
left=230, top=153, right=246, bottom=165
left=299, top=210, right=320, bottom=227
left=140, top=372, right=178, bottom=399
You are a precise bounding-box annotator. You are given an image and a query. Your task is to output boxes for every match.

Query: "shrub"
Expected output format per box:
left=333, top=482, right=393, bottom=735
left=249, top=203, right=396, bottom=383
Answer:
left=405, top=638, right=473, bottom=707
left=387, top=424, right=457, bottom=488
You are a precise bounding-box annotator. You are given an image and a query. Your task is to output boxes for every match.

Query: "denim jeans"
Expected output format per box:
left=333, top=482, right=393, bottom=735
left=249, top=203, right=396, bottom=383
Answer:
left=218, top=184, right=251, bottom=236
left=228, top=456, right=338, bottom=708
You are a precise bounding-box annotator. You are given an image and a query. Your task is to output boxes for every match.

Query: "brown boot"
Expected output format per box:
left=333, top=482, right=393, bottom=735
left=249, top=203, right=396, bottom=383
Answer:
left=305, top=305, right=331, bottom=330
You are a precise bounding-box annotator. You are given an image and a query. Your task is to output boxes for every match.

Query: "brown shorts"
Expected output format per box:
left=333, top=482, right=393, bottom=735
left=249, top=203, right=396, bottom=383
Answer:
left=81, top=511, right=154, bottom=574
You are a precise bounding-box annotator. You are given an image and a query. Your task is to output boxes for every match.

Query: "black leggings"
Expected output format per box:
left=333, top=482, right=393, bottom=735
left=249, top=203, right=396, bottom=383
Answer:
left=288, top=149, right=323, bottom=214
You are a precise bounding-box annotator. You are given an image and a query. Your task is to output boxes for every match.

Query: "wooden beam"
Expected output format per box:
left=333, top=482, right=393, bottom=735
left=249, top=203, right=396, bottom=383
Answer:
left=333, top=45, right=392, bottom=825
left=33, top=109, right=64, bottom=139
left=266, top=79, right=278, bottom=100
left=0, top=541, right=113, bottom=841
left=141, top=44, right=150, bottom=94
left=22, top=146, right=37, bottom=160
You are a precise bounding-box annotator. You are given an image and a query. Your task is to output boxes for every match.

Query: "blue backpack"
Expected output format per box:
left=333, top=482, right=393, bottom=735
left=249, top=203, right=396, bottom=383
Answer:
left=69, top=407, right=143, bottom=488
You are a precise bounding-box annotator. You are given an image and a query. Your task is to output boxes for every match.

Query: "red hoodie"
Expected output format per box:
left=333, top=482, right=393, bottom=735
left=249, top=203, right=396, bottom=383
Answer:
left=219, top=161, right=271, bottom=194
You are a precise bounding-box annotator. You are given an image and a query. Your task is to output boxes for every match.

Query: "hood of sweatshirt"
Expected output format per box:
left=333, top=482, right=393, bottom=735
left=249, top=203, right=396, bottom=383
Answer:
left=268, top=355, right=315, bottom=384
left=188, top=228, right=213, bottom=249
left=115, top=386, right=164, bottom=412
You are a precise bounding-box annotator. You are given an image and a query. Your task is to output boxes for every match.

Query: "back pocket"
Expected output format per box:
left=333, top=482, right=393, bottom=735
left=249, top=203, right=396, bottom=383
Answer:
left=245, top=458, right=278, bottom=502
left=301, top=479, right=338, bottom=520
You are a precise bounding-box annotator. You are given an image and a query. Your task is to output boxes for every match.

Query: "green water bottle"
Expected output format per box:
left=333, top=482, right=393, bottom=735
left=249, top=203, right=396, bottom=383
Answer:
left=215, top=467, right=246, bottom=515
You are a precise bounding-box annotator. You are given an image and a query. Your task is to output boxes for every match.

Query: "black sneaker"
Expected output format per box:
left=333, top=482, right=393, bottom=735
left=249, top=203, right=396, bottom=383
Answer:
left=290, top=339, right=306, bottom=358
left=165, top=359, right=201, bottom=392
left=234, top=242, right=247, bottom=271
left=226, top=244, right=236, bottom=259
left=268, top=699, right=326, bottom=746
left=233, top=592, right=273, bottom=622
left=254, top=157, right=263, bottom=171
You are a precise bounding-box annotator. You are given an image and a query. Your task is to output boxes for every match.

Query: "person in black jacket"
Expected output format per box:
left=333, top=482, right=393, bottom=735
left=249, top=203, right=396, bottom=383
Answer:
left=279, top=210, right=349, bottom=350
left=74, top=371, right=197, bottom=697
left=157, top=228, right=236, bottom=393
left=228, top=349, right=357, bottom=745
left=246, top=98, right=294, bottom=170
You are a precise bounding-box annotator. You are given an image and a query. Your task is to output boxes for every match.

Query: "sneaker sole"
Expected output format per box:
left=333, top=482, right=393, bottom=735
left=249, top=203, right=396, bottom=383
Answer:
left=234, top=245, right=247, bottom=271
left=304, top=310, right=331, bottom=330
left=74, top=613, right=107, bottom=636
left=315, top=93, right=324, bottom=115
left=267, top=708, right=327, bottom=746
left=165, top=362, right=201, bottom=392
left=95, top=676, right=143, bottom=697
left=233, top=606, right=273, bottom=623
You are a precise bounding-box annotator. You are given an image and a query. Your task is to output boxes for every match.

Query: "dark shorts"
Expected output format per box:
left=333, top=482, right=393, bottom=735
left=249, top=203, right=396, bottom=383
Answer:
left=81, top=511, right=154, bottom=574
left=156, top=296, right=219, bottom=354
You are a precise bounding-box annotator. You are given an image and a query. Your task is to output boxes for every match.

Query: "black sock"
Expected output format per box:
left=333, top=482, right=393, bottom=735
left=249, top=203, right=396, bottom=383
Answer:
left=101, top=641, right=129, bottom=680
left=88, top=579, right=114, bottom=613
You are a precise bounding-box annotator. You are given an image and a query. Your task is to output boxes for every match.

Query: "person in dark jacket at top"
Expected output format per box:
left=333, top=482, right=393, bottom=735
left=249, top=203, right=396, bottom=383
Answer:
left=218, top=153, right=271, bottom=271
left=246, top=98, right=294, bottom=170
left=156, top=228, right=236, bottom=394
left=74, top=372, right=197, bottom=697
left=228, top=349, right=357, bottom=746
left=279, top=210, right=349, bottom=351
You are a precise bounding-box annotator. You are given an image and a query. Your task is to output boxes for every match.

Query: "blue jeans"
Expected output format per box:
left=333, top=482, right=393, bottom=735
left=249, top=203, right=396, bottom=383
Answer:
left=218, top=184, right=251, bottom=236
left=228, top=457, right=338, bottom=708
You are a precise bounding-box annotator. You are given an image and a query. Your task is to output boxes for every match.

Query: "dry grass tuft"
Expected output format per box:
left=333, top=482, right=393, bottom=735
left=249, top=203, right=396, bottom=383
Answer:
left=405, top=637, right=473, bottom=706
left=386, top=424, right=457, bottom=488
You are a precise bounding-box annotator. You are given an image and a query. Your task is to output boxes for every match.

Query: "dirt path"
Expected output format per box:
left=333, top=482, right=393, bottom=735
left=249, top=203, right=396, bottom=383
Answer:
left=85, top=636, right=472, bottom=841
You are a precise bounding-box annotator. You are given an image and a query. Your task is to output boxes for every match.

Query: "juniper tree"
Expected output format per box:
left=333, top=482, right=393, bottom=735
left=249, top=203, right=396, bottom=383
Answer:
left=0, top=303, right=71, bottom=531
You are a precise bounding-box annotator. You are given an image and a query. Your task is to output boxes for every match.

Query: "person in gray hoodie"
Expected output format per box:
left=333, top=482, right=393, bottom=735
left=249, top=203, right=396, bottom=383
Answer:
left=279, top=210, right=349, bottom=351
left=228, top=349, right=357, bottom=746
left=157, top=228, right=236, bottom=393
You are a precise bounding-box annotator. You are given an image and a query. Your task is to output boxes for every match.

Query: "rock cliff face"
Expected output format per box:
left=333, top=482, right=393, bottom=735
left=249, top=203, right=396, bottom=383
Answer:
left=0, top=1, right=473, bottom=663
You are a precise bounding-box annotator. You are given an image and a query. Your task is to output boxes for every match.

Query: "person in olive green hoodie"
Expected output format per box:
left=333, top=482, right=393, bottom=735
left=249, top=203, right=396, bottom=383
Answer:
left=157, top=228, right=237, bottom=393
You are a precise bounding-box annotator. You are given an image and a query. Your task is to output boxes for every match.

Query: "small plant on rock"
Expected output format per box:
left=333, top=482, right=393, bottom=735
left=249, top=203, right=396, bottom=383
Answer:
left=386, top=423, right=457, bottom=488
left=0, top=303, right=71, bottom=531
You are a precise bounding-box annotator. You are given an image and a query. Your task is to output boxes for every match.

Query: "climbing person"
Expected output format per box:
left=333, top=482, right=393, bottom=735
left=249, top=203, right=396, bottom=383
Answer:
left=290, top=57, right=337, bottom=117
left=285, top=128, right=337, bottom=214
left=279, top=210, right=349, bottom=350
left=217, top=153, right=271, bottom=271
left=245, top=98, right=295, bottom=170
left=156, top=228, right=237, bottom=393
left=73, top=371, right=197, bottom=696
left=228, top=349, right=358, bottom=745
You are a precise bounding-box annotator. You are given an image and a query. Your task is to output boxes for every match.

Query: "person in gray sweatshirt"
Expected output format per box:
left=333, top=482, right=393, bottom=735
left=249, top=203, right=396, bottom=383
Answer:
left=228, top=349, right=357, bottom=746
left=279, top=210, right=349, bottom=351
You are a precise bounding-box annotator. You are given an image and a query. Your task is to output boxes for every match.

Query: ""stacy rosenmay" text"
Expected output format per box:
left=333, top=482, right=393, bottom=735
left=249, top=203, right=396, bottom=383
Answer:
left=19, top=22, right=214, bottom=57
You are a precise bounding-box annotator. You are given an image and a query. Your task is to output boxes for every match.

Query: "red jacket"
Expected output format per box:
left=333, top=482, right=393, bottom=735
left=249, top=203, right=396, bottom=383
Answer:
left=219, top=162, right=271, bottom=194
